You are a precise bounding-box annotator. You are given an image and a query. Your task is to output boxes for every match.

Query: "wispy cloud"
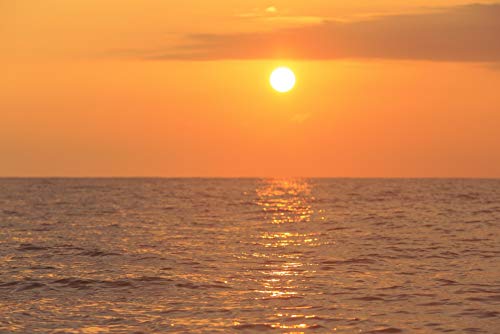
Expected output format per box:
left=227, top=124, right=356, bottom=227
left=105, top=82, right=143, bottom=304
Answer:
left=146, top=3, right=500, bottom=62
left=235, top=5, right=324, bottom=25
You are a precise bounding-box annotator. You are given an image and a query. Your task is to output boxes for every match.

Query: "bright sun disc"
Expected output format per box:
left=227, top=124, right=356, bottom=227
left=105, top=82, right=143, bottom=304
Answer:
left=270, top=67, right=296, bottom=93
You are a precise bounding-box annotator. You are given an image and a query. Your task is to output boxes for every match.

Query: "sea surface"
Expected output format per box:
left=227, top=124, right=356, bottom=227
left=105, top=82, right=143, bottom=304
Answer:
left=0, top=178, right=499, bottom=333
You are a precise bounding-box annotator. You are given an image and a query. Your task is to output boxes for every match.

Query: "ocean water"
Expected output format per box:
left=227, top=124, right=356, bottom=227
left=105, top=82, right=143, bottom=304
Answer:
left=0, top=178, right=499, bottom=333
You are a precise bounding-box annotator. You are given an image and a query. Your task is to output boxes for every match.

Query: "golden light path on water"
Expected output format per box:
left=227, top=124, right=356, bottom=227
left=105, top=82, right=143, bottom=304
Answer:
left=250, top=179, right=325, bottom=332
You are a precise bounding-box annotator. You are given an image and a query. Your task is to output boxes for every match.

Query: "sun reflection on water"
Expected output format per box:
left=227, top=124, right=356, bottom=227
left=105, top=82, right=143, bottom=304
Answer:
left=252, top=179, right=322, bottom=331
left=256, top=179, right=314, bottom=224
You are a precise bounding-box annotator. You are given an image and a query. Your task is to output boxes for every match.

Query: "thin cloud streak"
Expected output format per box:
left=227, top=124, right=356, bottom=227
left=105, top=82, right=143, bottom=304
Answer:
left=151, top=4, right=500, bottom=62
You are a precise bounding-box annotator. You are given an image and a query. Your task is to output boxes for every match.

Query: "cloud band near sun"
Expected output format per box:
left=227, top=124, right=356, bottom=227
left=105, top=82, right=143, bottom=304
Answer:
left=149, top=4, right=500, bottom=62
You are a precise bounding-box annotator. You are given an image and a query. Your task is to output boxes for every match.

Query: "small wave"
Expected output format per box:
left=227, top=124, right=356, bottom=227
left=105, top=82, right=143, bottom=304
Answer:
left=259, top=295, right=303, bottom=301
left=54, top=243, right=85, bottom=251
left=459, top=237, right=489, bottom=242
left=462, top=328, right=483, bottom=333
left=435, top=278, right=459, bottom=286
left=50, top=276, right=179, bottom=290
left=464, top=220, right=483, bottom=224
left=377, top=285, right=404, bottom=290
left=0, top=280, right=48, bottom=292
left=29, top=265, right=56, bottom=270
left=175, top=282, right=199, bottom=289
left=0, top=281, right=21, bottom=288
left=134, top=256, right=159, bottom=261
left=321, top=258, right=376, bottom=265
left=418, top=301, right=448, bottom=307
left=53, top=278, right=95, bottom=289
left=78, top=250, right=120, bottom=257
left=456, top=193, right=481, bottom=200
left=17, top=244, right=47, bottom=251
left=133, top=276, right=173, bottom=283
left=101, top=280, right=134, bottom=288
left=200, top=283, right=231, bottom=289
left=2, top=210, right=21, bottom=216
left=53, top=278, right=134, bottom=289
left=366, top=328, right=403, bottom=333
left=279, top=305, right=319, bottom=311
left=31, top=227, right=53, bottom=232
left=455, top=287, right=500, bottom=294
left=465, top=295, right=500, bottom=302
left=233, top=323, right=275, bottom=331
left=16, top=282, right=46, bottom=292
left=352, top=296, right=385, bottom=301
left=326, top=226, right=349, bottom=231
left=460, top=309, right=500, bottom=318
left=472, top=209, right=494, bottom=214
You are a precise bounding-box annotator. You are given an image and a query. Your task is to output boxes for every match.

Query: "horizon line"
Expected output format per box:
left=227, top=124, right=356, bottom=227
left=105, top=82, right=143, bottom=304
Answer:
left=0, top=176, right=499, bottom=180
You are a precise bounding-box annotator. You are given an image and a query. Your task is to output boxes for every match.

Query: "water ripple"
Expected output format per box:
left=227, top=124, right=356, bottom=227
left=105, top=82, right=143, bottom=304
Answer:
left=0, top=178, right=499, bottom=333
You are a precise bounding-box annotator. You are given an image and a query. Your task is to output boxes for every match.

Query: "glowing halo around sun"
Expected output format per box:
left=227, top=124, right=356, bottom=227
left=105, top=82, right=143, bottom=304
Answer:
left=270, top=67, right=296, bottom=93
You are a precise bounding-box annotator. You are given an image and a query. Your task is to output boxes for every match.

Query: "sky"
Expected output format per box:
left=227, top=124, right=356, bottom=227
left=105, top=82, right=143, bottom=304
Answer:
left=2, top=0, right=500, bottom=177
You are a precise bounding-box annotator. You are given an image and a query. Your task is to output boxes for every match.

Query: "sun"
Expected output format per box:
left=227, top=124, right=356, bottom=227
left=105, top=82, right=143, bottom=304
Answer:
left=270, top=67, right=296, bottom=93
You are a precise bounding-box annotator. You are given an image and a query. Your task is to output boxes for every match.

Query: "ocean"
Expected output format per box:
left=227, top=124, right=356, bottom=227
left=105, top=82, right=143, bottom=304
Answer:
left=0, top=178, right=499, bottom=333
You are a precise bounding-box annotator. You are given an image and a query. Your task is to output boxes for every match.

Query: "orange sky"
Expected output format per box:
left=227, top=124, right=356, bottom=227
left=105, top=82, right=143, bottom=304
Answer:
left=2, top=1, right=500, bottom=177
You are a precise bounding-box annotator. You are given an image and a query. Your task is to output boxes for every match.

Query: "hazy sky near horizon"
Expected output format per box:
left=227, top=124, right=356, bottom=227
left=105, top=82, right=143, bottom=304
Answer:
left=2, top=0, right=500, bottom=177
